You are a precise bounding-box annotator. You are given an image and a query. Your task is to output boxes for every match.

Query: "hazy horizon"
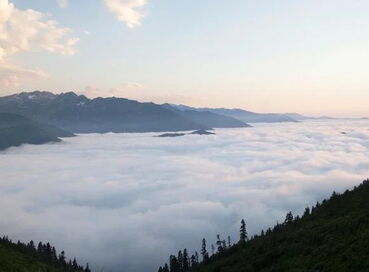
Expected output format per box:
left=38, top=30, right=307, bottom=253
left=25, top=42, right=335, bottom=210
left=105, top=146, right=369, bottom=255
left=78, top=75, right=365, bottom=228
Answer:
left=1, top=0, right=369, bottom=117
left=1, top=89, right=368, bottom=119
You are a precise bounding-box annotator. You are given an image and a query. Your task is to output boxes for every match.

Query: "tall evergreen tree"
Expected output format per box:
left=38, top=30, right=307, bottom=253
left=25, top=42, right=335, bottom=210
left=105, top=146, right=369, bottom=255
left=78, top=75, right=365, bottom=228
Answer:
left=227, top=236, right=232, bottom=248
left=183, top=249, right=189, bottom=271
left=85, top=263, right=91, bottom=272
left=216, top=235, right=223, bottom=253
left=190, top=254, right=196, bottom=267
left=177, top=250, right=183, bottom=272
left=170, top=255, right=180, bottom=272
left=285, top=211, right=294, bottom=224
left=240, top=219, right=248, bottom=243
left=58, top=250, right=66, bottom=266
left=201, top=238, right=208, bottom=262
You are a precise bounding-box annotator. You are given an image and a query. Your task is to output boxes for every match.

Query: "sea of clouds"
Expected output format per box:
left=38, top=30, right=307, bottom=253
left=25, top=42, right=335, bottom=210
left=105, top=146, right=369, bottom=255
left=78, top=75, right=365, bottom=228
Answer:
left=1, top=120, right=369, bottom=272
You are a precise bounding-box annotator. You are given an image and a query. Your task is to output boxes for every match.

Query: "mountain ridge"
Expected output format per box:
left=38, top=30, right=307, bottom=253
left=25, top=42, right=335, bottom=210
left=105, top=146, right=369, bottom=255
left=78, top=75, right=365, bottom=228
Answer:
left=169, top=104, right=300, bottom=123
left=0, top=91, right=250, bottom=133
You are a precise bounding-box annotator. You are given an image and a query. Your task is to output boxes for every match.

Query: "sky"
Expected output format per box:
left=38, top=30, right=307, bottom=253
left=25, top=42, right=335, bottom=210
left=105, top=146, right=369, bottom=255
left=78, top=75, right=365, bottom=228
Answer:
left=0, top=0, right=369, bottom=116
left=1, top=120, right=369, bottom=272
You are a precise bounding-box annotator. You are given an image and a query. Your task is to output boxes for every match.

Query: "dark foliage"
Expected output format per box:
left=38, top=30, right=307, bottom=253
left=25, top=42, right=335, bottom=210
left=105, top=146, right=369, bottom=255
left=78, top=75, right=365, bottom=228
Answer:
left=0, top=236, right=91, bottom=272
left=159, top=179, right=369, bottom=272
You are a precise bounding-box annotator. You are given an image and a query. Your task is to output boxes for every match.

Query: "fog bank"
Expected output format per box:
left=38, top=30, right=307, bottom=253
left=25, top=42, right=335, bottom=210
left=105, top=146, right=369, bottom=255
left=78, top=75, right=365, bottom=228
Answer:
left=1, top=120, right=369, bottom=272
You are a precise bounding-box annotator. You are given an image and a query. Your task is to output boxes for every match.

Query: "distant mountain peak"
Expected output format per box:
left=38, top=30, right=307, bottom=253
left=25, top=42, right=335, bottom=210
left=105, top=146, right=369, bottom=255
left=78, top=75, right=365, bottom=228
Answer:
left=5, top=91, right=56, bottom=102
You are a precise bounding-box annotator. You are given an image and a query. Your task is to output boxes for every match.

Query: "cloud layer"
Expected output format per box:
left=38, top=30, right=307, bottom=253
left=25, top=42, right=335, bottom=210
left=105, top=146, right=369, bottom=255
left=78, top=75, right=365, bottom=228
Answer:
left=0, top=0, right=78, bottom=86
left=0, top=120, right=369, bottom=272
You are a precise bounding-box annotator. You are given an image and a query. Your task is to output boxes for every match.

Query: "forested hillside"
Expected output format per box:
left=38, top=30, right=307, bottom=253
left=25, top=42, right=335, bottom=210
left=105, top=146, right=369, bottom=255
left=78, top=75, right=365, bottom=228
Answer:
left=158, top=179, right=369, bottom=272
left=0, top=236, right=90, bottom=272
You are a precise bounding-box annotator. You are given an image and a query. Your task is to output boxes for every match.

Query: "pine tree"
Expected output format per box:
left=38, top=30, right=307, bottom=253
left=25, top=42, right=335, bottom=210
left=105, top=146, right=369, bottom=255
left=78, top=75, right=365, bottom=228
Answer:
left=177, top=250, right=183, bottom=272
left=227, top=236, right=232, bottom=248
left=58, top=250, right=66, bottom=266
left=37, top=242, right=43, bottom=253
left=190, top=254, right=196, bottom=267
left=240, top=219, right=247, bottom=243
left=216, top=234, right=223, bottom=253
left=170, top=255, right=180, bottom=272
left=28, top=240, right=35, bottom=250
left=183, top=248, right=189, bottom=271
left=303, top=207, right=310, bottom=217
left=285, top=211, right=294, bottom=224
left=85, top=263, right=91, bottom=272
left=72, top=258, right=79, bottom=269
left=163, top=264, right=170, bottom=272
left=201, top=238, right=208, bottom=261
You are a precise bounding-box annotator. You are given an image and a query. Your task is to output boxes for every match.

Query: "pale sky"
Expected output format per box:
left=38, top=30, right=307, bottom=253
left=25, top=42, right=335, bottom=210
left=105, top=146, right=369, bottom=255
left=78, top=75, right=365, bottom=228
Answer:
left=1, top=0, right=369, bottom=116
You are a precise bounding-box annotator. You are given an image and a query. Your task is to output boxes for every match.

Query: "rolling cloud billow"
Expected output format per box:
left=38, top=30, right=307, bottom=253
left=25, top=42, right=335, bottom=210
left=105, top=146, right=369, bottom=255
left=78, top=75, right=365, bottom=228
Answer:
left=0, top=120, right=369, bottom=272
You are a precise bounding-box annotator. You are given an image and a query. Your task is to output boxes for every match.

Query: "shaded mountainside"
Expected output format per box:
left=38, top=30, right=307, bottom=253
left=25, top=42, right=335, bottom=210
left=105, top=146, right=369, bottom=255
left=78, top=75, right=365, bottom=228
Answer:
left=0, top=236, right=90, bottom=272
left=162, top=104, right=251, bottom=128
left=159, top=179, right=369, bottom=272
left=0, top=113, right=74, bottom=151
left=170, top=105, right=299, bottom=123
left=0, top=91, right=249, bottom=133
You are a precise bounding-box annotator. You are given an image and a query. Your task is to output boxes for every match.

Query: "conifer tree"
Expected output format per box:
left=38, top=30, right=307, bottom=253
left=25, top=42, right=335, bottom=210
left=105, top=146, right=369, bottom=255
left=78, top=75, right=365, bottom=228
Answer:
left=72, top=258, right=79, bottom=269
left=85, top=263, right=91, bottom=272
left=183, top=248, right=189, bottom=271
left=170, top=255, right=180, bottom=272
left=190, top=254, right=196, bottom=267
left=177, top=250, right=183, bottom=271
left=58, top=250, right=66, bottom=266
left=216, top=234, right=224, bottom=253
left=240, top=219, right=248, bottom=243
left=201, top=238, right=208, bottom=261
left=28, top=240, right=35, bottom=250
left=285, top=211, right=294, bottom=224
left=303, top=207, right=310, bottom=217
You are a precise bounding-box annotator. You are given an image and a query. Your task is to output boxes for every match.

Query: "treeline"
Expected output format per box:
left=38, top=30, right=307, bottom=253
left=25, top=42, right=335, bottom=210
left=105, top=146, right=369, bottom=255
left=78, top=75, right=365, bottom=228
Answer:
left=0, top=235, right=91, bottom=272
left=158, top=219, right=248, bottom=272
left=158, top=179, right=369, bottom=272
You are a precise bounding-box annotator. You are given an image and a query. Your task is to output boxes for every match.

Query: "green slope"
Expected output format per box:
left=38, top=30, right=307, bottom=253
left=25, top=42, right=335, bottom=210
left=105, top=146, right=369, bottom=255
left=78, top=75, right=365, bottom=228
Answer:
left=0, top=238, right=89, bottom=272
left=0, top=243, right=60, bottom=272
left=191, top=180, right=369, bottom=272
left=160, top=179, right=369, bottom=272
